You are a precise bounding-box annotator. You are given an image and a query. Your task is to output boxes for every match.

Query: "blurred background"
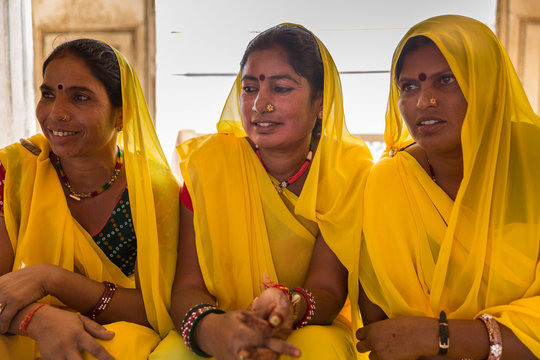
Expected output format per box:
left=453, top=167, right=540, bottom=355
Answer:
left=2, top=0, right=538, bottom=168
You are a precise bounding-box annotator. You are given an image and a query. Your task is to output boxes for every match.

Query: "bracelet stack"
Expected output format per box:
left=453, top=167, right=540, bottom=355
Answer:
left=182, top=304, right=225, bottom=357
left=478, top=313, right=503, bottom=360
left=19, top=303, right=46, bottom=336
left=438, top=310, right=449, bottom=355
left=291, top=287, right=316, bottom=329
left=85, top=281, right=117, bottom=320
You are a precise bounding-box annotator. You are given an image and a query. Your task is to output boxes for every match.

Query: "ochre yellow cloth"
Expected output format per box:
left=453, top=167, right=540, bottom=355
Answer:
left=360, top=15, right=540, bottom=356
left=0, top=45, right=179, bottom=359
left=166, top=24, right=371, bottom=359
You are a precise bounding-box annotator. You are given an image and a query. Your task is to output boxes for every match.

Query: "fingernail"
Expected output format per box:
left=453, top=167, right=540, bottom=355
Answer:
left=293, top=349, right=301, bottom=357
left=269, top=315, right=281, bottom=327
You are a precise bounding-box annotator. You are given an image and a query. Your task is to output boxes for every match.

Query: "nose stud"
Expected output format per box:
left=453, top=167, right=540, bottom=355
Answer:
left=429, top=98, right=438, bottom=106
left=266, top=103, right=275, bottom=112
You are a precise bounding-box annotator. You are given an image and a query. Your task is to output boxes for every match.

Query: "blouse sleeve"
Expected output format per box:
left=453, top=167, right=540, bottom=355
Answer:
left=180, top=182, right=193, bottom=212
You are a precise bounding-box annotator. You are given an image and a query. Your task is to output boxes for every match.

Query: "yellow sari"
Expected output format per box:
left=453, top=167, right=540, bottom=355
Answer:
left=0, top=45, right=179, bottom=359
left=154, top=24, right=372, bottom=359
left=360, top=15, right=540, bottom=356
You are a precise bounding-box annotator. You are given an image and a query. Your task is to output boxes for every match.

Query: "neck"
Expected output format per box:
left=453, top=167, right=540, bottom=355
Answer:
left=255, top=136, right=315, bottom=184
left=425, top=149, right=463, bottom=200
left=54, top=145, right=119, bottom=192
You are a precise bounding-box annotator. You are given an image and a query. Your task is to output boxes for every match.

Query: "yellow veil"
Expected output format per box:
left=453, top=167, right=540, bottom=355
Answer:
left=362, top=15, right=540, bottom=354
left=113, top=48, right=179, bottom=337
left=216, top=23, right=373, bottom=330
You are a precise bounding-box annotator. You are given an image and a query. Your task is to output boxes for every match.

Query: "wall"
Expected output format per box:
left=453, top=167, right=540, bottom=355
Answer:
left=498, top=0, right=540, bottom=113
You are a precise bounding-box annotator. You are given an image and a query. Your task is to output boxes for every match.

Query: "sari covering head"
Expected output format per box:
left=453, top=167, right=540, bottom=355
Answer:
left=0, top=42, right=179, bottom=359
left=177, top=24, right=372, bottom=356
left=360, top=15, right=540, bottom=356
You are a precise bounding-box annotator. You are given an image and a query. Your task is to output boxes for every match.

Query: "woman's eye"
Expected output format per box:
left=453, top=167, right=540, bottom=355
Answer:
left=274, top=86, right=292, bottom=94
left=41, top=91, right=54, bottom=99
left=74, top=94, right=89, bottom=101
left=399, top=83, right=417, bottom=93
left=439, top=74, right=456, bottom=85
left=242, top=86, right=257, bottom=94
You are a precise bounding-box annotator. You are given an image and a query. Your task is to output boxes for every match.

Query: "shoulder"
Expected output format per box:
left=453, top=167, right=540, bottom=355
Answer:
left=178, top=133, right=244, bottom=161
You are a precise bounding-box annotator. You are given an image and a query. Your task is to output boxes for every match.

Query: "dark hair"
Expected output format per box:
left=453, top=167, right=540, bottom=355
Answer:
left=395, top=36, right=436, bottom=81
left=42, top=39, right=122, bottom=108
left=240, top=25, right=324, bottom=101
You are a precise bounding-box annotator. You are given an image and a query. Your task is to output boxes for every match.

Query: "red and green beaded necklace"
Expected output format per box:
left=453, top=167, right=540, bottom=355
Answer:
left=55, top=148, right=124, bottom=201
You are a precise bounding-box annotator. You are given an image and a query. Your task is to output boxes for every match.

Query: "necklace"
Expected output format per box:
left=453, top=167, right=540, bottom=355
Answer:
left=256, top=137, right=314, bottom=193
left=426, top=155, right=437, bottom=183
left=55, top=148, right=124, bottom=201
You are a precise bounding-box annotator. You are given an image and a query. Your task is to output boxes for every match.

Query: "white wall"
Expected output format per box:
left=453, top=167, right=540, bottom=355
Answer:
left=0, top=0, right=36, bottom=148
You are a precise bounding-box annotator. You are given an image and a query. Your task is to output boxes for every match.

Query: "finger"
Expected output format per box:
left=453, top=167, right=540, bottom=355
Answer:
left=356, top=326, right=366, bottom=340
left=238, top=312, right=273, bottom=337
left=250, top=347, right=280, bottom=360
left=0, top=303, right=19, bottom=333
left=264, top=337, right=300, bottom=358
left=78, top=333, right=115, bottom=360
left=356, top=338, right=371, bottom=353
left=81, top=316, right=115, bottom=340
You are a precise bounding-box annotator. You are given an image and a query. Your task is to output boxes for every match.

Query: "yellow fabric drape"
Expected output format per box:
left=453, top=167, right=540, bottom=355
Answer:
left=0, top=44, right=179, bottom=359
left=360, top=15, right=540, bottom=356
left=172, top=24, right=371, bottom=359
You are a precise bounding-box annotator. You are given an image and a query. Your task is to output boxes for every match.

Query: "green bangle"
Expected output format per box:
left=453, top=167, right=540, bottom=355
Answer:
left=188, top=308, right=226, bottom=358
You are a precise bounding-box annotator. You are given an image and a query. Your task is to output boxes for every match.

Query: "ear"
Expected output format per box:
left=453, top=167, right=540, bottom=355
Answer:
left=114, top=108, right=123, bottom=130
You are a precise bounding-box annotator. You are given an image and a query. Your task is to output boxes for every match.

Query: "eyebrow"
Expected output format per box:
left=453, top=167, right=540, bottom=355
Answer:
left=398, top=67, right=453, bottom=82
left=39, top=83, right=96, bottom=95
left=241, top=74, right=300, bottom=85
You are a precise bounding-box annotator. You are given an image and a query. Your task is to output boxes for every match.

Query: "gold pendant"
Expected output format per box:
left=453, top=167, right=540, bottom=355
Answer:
left=69, top=193, right=81, bottom=201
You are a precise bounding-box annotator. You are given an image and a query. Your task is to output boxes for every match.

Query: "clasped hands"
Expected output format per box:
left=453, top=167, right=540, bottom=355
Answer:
left=198, top=287, right=301, bottom=360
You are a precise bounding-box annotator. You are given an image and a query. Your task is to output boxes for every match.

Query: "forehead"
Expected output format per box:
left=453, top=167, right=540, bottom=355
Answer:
left=399, top=43, right=451, bottom=78
left=242, top=47, right=295, bottom=75
left=43, top=54, right=102, bottom=87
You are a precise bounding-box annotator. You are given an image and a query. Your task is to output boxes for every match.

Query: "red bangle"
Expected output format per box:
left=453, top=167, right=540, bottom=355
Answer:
left=290, top=287, right=316, bottom=329
left=19, top=303, right=46, bottom=336
left=85, top=281, right=117, bottom=320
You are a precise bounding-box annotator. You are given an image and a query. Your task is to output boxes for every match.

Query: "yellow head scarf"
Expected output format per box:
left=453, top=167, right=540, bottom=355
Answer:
left=113, top=48, right=179, bottom=337
left=216, top=23, right=373, bottom=329
left=363, top=15, right=540, bottom=355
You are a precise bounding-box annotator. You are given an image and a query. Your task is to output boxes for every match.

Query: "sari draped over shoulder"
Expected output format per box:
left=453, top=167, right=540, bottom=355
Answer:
left=167, top=24, right=372, bottom=359
left=360, top=15, right=540, bottom=356
left=0, top=45, right=179, bottom=359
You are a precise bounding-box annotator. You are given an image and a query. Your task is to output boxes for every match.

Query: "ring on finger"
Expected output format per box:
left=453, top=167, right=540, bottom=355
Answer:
left=238, top=348, right=250, bottom=360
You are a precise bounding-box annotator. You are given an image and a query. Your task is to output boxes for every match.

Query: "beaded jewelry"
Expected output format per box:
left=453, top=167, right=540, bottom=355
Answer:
left=290, top=287, right=316, bottom=329
left=55, top=147, right=124, bottom=201
left=478, top=313, right=502, bottom=360
left=182, top=304, right=225, bottom=357
left=256, top=136, right=314, bottom=193
left=85, top=281, right=117, bottom=320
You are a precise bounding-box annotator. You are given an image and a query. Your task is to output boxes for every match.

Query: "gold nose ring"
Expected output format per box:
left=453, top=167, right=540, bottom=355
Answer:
left=429, top=98, right=438, bottom=106
left=266, top=103, right=275, bottom=112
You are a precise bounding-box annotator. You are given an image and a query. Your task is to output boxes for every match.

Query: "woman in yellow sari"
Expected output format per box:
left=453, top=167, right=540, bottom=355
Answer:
left=357, top=15, right=540, bottom=359
left=164, top=24, right=372, bottom=360
left=0, top=39, right=179, bottom=359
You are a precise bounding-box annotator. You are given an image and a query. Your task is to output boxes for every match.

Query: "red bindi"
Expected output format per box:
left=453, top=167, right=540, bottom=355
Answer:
left=418, top=73, right=426, bottom=81
left=259, top=74, right=265, bottom=81
left=57, top=84, right=63, bottom=90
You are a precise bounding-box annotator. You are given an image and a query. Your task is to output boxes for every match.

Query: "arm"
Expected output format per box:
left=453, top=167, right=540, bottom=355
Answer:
left=358, top=280, right=387, bottom=325
left=300, top=233, right=348, bottom=325
left=356, top=315, right=536, bottom=359
left=171, top=203, right=299, bottom=359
